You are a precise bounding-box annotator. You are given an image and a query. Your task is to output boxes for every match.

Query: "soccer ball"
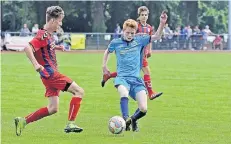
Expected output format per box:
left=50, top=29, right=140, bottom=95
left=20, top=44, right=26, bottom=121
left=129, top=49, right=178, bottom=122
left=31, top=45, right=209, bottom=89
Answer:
left=108, top=116, right=126, bottom=134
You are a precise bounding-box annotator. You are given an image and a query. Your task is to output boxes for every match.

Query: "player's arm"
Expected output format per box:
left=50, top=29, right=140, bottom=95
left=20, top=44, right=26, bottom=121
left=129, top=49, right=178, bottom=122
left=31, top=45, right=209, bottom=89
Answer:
left=146, top=26, right=153, bottom=58
left=151, top=11, right=168, bottom=41
left=50, top=41, right=65, bottom=51
left=24, top=45, right=44, bottom=72
left=146, top=43, right=152, bottom=58
left=25, top=37, right=46, bottom=72
left=102, top=40, right=115, bottom=75
left=102, top=49, right=111, bottom=75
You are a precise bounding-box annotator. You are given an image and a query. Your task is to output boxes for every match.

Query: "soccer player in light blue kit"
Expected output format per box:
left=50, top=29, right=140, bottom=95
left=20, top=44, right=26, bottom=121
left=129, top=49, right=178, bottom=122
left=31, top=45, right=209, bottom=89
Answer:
left=102, top=11, right=168, bottom=132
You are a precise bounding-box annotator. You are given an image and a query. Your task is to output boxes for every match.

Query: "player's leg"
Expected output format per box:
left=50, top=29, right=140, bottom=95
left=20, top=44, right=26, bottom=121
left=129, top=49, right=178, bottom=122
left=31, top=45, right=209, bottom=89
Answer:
left=44, top=72, right=84, bottom=133
left=142, top=58, right=163, bottom=100
left=127, top=90, right=147, bottom=132
left=101, top=72, right=117, bottom=87
left=64, top=81, right=84, bottom=133
left=14, top=86, right=59, bottom=136
left=117, top=85, right=129, bottom=119
left=15, top=97, right=58, bottom=136
left=114, top=77, right=131, bottom=131
left=134, top=90, right=148, bottom=119
left=116, top=84, right=131, bottom=131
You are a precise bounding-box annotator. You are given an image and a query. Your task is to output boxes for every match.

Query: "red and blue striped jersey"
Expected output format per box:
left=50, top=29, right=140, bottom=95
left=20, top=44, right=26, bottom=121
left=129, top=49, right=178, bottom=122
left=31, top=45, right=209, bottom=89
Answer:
left=137, top=22, right=153, bottom=54
left=137, top=22, right=153, bottom=36
left=29, top=29, right=57, bottom=78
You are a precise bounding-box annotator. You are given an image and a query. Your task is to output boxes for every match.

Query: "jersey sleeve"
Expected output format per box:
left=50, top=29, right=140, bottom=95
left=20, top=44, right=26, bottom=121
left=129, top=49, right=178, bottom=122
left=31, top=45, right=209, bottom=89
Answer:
left=29, top=30, right=48, bottom=52
left=137, top=34, right=151, bottom=48
left=108, top=40, right=116, bottom=53
left=29, top=38, right=47, bottom=52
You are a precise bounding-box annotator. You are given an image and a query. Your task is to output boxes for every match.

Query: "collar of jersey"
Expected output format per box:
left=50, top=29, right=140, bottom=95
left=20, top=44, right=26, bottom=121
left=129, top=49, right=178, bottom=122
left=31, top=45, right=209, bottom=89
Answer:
left=41, top=28, right=52, bottom=36
left=139, top=21, right=147, bottom=27
left=121, top=36, right=134, bottom=43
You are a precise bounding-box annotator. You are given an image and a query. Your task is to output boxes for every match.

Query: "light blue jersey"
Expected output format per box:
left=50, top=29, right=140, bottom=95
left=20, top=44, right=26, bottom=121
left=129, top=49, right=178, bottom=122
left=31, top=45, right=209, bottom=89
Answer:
left=108, top=34, right=151, bottom=99
left=108, top=35, right=151, bottom=78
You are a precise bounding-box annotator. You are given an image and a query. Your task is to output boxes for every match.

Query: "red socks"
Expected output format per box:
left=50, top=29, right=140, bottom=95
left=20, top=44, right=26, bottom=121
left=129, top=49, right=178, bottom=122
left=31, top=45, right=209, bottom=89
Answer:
left=25, top=107, right=49, bottom=124
left=68, top=97, right=82, bottom=121
left=24, top=97, right=82, bottom=124
left=144, top=74, right=155, bottom=97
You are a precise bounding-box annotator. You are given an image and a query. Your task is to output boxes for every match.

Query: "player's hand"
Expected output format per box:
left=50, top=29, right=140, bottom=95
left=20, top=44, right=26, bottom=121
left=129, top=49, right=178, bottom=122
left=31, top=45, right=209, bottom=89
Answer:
left=147, top=52, right=151, bottom=58
left=160, top=10, right=168, bottom=24
left=50, top=41, right=65, bottom=51
left=35, top=64, right=44, bottom=72
left=55, top=45, right=65, bottom=51
left=102, top=66, right=110, bottom=76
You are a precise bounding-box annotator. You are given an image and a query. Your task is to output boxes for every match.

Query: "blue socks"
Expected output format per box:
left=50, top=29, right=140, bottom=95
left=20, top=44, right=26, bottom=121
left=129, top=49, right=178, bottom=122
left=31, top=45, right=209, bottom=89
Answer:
left=120, top=97, right=129, bottom=120
left=120, top=98, right=147, bottom=121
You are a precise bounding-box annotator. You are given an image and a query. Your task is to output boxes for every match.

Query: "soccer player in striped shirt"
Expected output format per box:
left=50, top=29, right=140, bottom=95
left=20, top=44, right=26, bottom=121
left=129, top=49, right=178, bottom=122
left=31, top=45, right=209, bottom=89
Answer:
left=14, top=6, right=84, bottom=136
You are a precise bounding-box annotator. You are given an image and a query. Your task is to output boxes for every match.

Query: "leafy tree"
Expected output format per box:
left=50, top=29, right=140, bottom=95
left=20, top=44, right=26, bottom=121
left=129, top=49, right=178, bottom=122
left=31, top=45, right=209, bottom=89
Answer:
left=1, top=1, right=229, bottom=33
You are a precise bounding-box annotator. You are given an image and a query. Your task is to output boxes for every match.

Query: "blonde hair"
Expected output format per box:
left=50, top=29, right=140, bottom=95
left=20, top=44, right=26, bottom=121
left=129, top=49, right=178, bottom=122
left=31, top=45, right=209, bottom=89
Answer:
left=123, top=19, right=138, bottom=30
left=46, top=6, right=64, bottom=22
left=137, top=6, right=149, bottom=21
left=137, top=6, right=149, bottom=16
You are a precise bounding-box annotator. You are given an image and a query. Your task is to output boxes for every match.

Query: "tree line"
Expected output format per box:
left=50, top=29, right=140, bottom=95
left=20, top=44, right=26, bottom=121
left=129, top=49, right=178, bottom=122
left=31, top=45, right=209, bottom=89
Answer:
left=1, top=1, right=229, bottom=34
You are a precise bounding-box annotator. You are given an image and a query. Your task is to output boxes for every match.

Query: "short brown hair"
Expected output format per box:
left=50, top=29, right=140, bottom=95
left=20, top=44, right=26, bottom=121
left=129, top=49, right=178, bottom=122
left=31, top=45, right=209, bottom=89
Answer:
left=137, top=6, right=149, bottom=16
left=46, top=6, right=64, bottom=22
left=123, top=19, right=138, bottom=30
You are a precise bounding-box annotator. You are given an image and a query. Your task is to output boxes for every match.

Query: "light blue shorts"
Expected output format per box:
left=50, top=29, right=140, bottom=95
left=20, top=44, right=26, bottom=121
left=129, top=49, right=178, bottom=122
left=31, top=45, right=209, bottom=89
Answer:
left=114, top=76, right=147, bottom=100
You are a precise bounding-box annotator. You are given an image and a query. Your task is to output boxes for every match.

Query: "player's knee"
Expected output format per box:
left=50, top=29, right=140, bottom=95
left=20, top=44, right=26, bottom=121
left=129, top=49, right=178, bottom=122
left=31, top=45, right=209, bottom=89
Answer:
left=144, top=69, right=150, bottom=75
left=117, top=87, right=129, bottom=98
left=142, top=67, right=151, bottom=75
left=73, top=87, right=84, bottom=97
left=48, top=105, right=59, bottom=114
left=120, top=92, right=129, bottom=98
left=139, top=105, right=147, bottom=113
left=145, top=71, right=150, bottom=75
left=78, top=87, right=85, bottom=97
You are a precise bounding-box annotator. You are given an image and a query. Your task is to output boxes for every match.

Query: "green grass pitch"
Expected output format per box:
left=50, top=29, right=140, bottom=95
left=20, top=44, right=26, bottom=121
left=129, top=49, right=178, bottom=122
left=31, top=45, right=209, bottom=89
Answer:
left=1, top=52, right=231, bottom=144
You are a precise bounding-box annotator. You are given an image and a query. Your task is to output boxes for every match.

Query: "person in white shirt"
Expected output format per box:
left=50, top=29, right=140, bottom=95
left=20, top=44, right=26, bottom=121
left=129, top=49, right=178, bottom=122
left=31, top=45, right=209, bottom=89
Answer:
left=32, top=24, right=39, bottom=34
